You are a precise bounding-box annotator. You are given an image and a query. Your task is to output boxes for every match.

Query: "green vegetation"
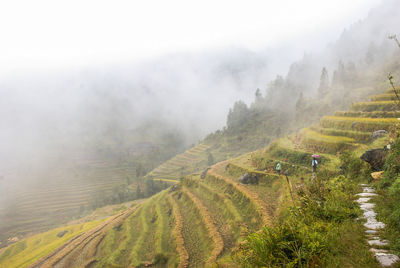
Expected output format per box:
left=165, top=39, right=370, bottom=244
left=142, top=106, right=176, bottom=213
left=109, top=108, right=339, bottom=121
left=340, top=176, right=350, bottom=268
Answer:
left=147, top=143, right=211, bottom=181
left=350, top=101, right=398, bottom=112
left=321, top=116, right=398, bottom=132
left=374, top=129, right=400, bottom=257
left=4, top=4, right=400, bottom=266
left=0, top=219, right=104, bottom=268
left=4, top=76, right=400, bottom=268
left=300, top=128, right=357, bottom=153
left=234, top=175, right=377, bottom=267
left=334, top=110, right=400, bottom=118
left=310, top=126, right=372, bottom=143
left=370, top=94, right=399, bottom=101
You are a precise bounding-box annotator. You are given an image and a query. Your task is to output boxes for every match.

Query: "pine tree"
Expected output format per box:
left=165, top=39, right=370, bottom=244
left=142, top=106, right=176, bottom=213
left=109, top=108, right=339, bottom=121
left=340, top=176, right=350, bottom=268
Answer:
left=295, top=92, right=304, bottom=121
left=255, top=88, right=262, bottom=101
left=365, top=42, right=377, bottom=64
left=295, top=92, right=304, bottom=112
left=318, top=67, right=329, bottom=96
left=208, top=153, right=214, bottom=166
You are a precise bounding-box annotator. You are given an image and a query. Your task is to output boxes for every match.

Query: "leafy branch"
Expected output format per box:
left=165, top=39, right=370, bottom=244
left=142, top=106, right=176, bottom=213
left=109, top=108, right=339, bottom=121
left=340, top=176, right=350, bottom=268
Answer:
left=388, top=73, right=400, bottom=110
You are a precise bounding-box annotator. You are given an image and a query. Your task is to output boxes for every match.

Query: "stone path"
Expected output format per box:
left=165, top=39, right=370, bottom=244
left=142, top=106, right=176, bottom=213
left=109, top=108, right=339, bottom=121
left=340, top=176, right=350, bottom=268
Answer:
left=357, top=184, right=399, bottom=267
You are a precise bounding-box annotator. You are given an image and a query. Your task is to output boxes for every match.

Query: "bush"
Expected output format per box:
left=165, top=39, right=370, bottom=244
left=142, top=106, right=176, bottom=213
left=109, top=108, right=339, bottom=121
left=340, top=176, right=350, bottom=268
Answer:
left=339, top=151, right=371, bottom=180
left=379, top=137, right=400, bottom=188
left=234, top=219, right=328, bottom=267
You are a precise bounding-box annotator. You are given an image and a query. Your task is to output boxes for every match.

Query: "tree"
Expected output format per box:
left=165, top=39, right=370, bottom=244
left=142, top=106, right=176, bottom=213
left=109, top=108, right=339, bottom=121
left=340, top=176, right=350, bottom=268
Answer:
left=208, top=153, right=215, bottom=166
left=136, top=163, right=144, bottom=178
left=126, top=176, right=132, bottom=185
left=365, top=42, right=378, bottom=64
left=275, top=127, right=281, bottom=137
left=331, top=61, right=346, bottom=89
left=136, top=185, right=142, bottom=199
left=255, top=88, right=262, bottom=102
left=226, top=101, right=249, bottom=130
left=318, top=67, right=329, bottom=96
left=295, top=92, right=305, bottom=122
left=144, top=178, right=155, bottom=196
left=296, top=92, right=304, bottom=111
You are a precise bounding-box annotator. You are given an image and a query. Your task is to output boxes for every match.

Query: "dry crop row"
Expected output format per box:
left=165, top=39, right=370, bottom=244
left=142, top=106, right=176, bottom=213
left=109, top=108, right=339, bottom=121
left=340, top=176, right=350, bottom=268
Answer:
left=182, top=187, right=224, bottom=266
left=168, top=195, right=189, bottom=268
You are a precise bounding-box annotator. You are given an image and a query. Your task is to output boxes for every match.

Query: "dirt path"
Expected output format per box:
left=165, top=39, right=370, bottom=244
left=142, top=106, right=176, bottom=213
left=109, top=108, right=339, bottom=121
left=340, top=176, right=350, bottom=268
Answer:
left=28, top=204, right=139, bottom=268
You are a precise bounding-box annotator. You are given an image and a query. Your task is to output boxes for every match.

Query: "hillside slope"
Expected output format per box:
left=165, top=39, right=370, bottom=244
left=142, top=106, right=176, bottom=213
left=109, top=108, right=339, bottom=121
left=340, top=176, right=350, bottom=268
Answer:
left=1, top=88, right=399, bottom=267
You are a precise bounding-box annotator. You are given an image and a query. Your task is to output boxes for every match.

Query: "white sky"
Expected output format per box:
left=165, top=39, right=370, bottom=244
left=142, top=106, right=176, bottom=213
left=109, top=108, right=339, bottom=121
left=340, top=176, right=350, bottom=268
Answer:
left=0, top=0, right=381, bottom=73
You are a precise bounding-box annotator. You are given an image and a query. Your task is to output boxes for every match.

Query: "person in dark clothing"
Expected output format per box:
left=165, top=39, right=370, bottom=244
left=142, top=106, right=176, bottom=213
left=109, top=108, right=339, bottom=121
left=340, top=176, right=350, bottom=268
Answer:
left=312, top=157, right=318, bottom=173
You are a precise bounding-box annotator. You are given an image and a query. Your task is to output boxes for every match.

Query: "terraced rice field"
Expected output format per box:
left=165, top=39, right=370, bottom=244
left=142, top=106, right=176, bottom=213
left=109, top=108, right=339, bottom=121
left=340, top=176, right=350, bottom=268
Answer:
left=2, top=150, right=287, bottom=267
left=0, top=158, right=137, bottom=245
left=148, top=143, right=211, bottom=181
left=299, top=91, right=399, bottom=153
left=1, top=89, right=399, bottom=267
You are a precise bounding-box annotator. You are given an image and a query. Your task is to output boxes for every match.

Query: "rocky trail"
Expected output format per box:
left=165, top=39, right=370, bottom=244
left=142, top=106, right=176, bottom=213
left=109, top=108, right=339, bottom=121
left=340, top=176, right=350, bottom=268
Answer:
left=357, top=184, right=399, bottom=267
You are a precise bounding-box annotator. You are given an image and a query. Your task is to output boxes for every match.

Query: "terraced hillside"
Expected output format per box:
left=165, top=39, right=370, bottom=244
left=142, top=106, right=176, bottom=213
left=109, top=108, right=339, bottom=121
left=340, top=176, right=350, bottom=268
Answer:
left=0, top=158, right=139, bottom=246
left=1, top=89, right=399, bottom=267
left=147, top=143, right=211, bottom=182
left=299, top=91, right=399, bottom=154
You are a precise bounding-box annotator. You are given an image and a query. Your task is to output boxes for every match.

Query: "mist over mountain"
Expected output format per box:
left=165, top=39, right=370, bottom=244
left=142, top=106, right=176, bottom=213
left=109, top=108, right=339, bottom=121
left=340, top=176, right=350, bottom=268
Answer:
left=0, top=0, right=399, bottom=250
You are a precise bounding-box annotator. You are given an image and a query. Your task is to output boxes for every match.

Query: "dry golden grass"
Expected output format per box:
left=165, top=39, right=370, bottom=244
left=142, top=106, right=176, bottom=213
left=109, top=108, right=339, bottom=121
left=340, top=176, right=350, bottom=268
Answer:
left=208, top=161, right=271, bottom=225
left=350, top=101, right=398, bottom=112
left=28, top=204, right=139, bottom=268
left=320, top=116, right=398, bottom=132
left=168, top=195, right=189, bottom=268
left=183, top=187, right=224, bottom=266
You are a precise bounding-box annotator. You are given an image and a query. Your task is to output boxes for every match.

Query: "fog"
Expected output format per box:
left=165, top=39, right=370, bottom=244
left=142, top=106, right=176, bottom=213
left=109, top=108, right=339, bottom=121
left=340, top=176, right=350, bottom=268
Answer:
left=1, top=0, right=397, bottom=241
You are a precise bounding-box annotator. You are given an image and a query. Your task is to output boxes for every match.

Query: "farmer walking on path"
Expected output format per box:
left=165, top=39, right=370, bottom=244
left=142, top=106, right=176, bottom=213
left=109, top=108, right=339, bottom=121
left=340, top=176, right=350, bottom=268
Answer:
left=275, top=161, right=281, bottom=175
left=312, top=157, right=318, bottom=173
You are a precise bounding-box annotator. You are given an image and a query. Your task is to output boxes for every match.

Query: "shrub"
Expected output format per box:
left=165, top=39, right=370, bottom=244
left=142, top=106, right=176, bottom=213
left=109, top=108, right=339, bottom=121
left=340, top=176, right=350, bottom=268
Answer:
left=234, top=175, right=361, bottom=267
left=339, top=151, right=371, bottom=180
left=234, top=220, right=327, bottom=267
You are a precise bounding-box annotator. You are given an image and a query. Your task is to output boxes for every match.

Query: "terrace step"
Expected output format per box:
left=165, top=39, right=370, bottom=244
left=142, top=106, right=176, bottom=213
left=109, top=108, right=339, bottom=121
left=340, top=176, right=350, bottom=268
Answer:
left=320, top=116, right=398, bottom=132
left=334, top=110, right=400, bottom=118
left=207, top=162, right=271, bottom=225
left=182, top=187, right=224, bottom=266
left=350, top=101, right=398, bottom=112
left=310, top=126, right=372, bottom=143
left=173, top=190, right=213, bottom=267
left=369, top=94, right=399, bottom=101
left=384, top=87, right=400, bottom=94
left=168, top=195, right=189, bottom=268
left=299, top=128, right=356, bottom=154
